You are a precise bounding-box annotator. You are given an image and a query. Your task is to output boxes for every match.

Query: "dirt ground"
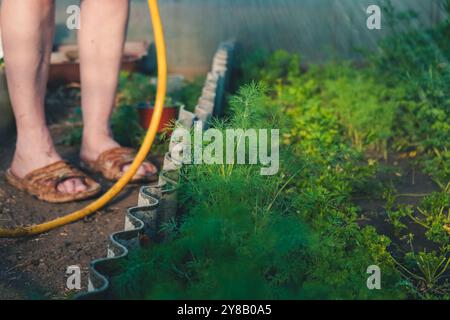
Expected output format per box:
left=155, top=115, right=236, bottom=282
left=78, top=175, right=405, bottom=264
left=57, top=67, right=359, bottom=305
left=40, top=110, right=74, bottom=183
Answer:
left=355, top=155, right=441, bottom=253
left=0, top=87, right=164, bottom=300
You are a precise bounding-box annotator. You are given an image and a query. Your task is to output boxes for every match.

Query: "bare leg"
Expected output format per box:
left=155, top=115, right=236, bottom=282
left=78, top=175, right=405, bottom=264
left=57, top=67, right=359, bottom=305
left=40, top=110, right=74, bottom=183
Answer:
left=1, top=0, right=86, bottom=194
left=79, top=0, right=156, bottom=177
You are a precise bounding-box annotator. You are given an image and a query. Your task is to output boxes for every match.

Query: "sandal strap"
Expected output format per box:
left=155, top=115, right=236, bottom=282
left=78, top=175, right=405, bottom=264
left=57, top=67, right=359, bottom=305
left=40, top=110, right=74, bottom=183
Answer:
left=96, top=147, right=137, bottom=180
left=25, top=161, right=94, bottom=191
left=82, top=147, right=158, bottom=182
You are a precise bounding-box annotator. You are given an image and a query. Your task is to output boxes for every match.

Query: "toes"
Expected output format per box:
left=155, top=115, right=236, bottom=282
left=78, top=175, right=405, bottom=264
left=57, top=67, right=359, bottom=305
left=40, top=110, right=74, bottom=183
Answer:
left=73, top=179, right=88, bottom=193
left=121, top=162, right=157, bottom=179
left=57, top=180, right=72, bottom=194
left=66, top=180, right=76, bottom=194
left=143, top=162, right=157, bottom=175
left=121, top=164, right=145, bottom=177
left=57, top=179, right=87, bottom=194
left=122, top=164, right=131, bottom=175
left=136, top=165, right=147, bottom=176
left=57, top=182, right=67, bottom=194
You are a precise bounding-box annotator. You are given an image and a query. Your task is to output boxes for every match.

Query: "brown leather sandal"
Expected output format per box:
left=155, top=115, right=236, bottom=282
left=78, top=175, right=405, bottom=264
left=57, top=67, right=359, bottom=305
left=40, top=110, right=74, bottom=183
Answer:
left=80, top=147, right=158, bottom=183
left=5, top=161, right=101, bottom=203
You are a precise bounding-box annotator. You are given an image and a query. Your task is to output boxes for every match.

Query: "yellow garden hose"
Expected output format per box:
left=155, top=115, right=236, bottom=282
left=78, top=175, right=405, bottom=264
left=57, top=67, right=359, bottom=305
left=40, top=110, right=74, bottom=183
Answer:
left=0, top=0, right=167, bottom=238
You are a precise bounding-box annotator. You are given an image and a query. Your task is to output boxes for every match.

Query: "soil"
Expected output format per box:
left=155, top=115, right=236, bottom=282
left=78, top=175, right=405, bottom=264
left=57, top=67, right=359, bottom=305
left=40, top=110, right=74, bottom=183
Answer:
left=0, top=86, right=165, bottom=300
left=355, top=154, right=442, bottom=254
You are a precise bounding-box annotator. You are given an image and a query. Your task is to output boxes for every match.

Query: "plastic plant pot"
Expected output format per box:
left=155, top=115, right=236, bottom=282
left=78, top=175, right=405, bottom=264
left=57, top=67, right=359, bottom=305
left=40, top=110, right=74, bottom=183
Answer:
left=136, top=102, right=180, bottom=133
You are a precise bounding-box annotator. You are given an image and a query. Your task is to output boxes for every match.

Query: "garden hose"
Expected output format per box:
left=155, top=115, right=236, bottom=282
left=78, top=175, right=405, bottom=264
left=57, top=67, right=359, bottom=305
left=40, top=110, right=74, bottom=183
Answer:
left=0, top=0, right=167, bottom=238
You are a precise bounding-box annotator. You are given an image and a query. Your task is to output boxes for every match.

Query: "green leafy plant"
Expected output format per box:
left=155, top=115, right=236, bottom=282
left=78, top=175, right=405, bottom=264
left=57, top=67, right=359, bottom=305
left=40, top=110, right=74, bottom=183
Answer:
left=117, top=71, right=156, bottom=106
left=108, top=3, right=450, bottom=299
left=117, top=71, right=204, bottom=112
left=388, top=206, right=412, bottom=235
left=370, top=0, right=450, bottom=186
left=110, top=84, right=405, bottom=300
left=61, top=71, right=202, bottom=149
left=395, top=250, right=450, bottom=297
left=407, top=189, right=450, bottom=246
left=110, top=105, right=146, bottom=147
left=237, top=49, right=300, bottom=87
left=321, top=68, right=399, bottom=157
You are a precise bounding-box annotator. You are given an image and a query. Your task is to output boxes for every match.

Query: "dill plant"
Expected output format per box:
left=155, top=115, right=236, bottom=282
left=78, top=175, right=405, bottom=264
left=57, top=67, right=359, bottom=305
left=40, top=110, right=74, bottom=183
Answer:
left=111, top=4, right=450, bottom=297
left=110, top=84, right=405, bottom=299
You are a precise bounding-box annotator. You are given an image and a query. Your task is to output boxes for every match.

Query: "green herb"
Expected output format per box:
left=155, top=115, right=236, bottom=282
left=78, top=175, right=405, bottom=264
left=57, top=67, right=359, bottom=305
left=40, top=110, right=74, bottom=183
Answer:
left=110, top=84, right=405, bottom=300
left=107, top=1, right=450, bottom=300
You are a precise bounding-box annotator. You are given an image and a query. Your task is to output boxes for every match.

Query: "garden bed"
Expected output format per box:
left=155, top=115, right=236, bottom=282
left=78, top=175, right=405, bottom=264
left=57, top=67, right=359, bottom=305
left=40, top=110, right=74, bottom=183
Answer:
left=1, top=4, right=449, bottom=300
left=104, top=7, right=450, bottom=300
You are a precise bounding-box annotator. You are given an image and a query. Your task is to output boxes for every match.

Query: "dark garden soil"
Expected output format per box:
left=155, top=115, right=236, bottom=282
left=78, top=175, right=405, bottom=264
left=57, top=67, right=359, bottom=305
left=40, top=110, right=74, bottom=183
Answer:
left=355, top=154, right=441, bottom=254
left=0, top=86, right=164, bottom=300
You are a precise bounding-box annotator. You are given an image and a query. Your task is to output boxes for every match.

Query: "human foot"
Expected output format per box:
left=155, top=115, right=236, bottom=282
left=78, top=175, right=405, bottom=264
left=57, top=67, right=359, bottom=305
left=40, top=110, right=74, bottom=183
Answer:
left=80, top=132, right=157, bottom=180
left=10, top=128, right=90, bottom=195
left=6, top=161, right=101, bottom=203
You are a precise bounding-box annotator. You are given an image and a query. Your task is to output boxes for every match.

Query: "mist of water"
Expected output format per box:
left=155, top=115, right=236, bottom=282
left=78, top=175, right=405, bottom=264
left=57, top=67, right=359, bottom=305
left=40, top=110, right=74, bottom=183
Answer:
left=54, top=0, right=446, bottom=69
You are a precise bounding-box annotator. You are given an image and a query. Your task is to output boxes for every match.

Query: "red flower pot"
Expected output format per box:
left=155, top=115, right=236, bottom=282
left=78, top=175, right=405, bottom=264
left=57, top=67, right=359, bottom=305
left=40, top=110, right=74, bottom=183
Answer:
left=136, top=103, right=179, bottom=133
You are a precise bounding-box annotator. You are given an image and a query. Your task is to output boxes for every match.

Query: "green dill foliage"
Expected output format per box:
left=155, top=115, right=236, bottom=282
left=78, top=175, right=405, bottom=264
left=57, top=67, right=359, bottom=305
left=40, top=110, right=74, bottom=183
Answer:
left=108, top=3, right=450, bottom=300
left=112, top=85, right=314, bottom=299
left=111, top=84, right=405, bottom=300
